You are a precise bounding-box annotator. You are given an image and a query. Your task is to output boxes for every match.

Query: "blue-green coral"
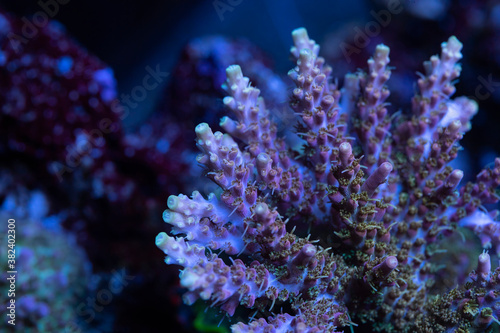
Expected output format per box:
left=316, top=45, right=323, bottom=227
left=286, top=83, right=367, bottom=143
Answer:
left=0, top=172, right=90, bottom=332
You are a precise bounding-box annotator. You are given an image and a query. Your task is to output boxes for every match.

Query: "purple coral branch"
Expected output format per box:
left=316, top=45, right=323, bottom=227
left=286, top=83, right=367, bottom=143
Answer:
left=157, top=27, right=500, bottom=333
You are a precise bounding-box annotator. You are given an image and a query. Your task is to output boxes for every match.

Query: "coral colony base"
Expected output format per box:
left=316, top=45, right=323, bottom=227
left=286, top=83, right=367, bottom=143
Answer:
left=156, top=27, right=500, bottom=332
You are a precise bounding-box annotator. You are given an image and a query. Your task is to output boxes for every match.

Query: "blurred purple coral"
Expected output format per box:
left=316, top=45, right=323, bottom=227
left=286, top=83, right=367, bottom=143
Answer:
left=157, top=27, right=500, bottom=332
left=0, top=10, right=122, bottom=178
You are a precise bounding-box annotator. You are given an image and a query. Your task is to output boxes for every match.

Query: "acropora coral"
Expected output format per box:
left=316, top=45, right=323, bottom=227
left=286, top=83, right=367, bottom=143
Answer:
left=156, top=27, right=500, bottom=332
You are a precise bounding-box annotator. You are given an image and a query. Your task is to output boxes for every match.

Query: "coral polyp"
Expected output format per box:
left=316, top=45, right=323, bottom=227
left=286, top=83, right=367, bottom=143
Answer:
left=157, top=28, right=500, bottom=332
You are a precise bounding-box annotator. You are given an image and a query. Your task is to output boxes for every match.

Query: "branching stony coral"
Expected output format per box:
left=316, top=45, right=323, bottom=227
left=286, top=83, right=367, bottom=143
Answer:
left=156, top=27, right=500, bottom=332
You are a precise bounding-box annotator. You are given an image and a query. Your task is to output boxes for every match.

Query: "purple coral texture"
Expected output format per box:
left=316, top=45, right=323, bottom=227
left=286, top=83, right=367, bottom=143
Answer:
left=157, top=27, right=500, bottom=332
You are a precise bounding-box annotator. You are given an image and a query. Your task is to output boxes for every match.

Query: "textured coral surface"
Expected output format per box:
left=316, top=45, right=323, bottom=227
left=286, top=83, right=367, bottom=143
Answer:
left=157, top=28, right=500, bottom=332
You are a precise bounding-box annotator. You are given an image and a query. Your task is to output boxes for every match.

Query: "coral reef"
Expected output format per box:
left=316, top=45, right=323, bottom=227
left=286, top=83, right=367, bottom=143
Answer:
left=157, top=27, right=500, bottom=332
left=0, top=9, right=197, bottom=331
